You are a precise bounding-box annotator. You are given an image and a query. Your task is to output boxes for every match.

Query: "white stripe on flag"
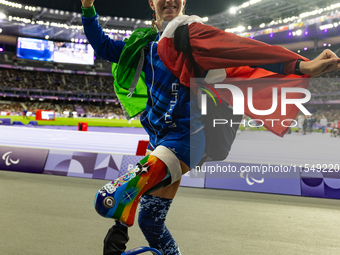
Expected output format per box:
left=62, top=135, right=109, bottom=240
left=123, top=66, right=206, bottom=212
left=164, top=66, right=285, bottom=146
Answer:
left=159, top=15, right=203, bottom=41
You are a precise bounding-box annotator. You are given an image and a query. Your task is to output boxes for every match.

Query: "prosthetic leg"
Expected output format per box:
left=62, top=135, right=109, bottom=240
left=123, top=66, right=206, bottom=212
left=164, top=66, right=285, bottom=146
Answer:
left=94, top=146, right=182, bottom=227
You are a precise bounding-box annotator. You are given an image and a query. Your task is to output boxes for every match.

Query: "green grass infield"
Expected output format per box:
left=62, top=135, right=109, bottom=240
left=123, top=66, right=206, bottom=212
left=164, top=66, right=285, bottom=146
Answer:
left=0, top=116, right=143, bottom=128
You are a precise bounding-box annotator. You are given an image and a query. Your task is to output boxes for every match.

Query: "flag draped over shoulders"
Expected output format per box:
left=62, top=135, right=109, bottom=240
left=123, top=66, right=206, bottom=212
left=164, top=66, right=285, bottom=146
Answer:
left=157, top=15, right=311, bottom=137
left=112, top=28, right=157, bottom=120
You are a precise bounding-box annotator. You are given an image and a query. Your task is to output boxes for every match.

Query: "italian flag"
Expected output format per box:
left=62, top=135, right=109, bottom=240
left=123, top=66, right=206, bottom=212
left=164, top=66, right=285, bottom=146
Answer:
left=158, top=15, right=311, bottom=137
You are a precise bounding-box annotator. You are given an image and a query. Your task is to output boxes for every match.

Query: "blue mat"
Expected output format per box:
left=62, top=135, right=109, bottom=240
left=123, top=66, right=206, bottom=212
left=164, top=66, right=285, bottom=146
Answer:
left=12, top=121, right=24, bottom=125
left=0, top=118, right=11, bottom=125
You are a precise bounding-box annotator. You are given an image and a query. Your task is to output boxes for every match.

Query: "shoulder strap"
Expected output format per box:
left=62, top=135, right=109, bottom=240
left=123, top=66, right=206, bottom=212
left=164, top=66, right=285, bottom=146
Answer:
left=174, top=24, right=201, bottom=78
left=174, top=24, right=208, bottom=166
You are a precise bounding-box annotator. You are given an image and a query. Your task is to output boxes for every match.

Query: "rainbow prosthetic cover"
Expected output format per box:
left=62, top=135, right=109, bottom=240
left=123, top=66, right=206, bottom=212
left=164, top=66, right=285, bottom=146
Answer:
left=94, top=146, right=181, bottom=227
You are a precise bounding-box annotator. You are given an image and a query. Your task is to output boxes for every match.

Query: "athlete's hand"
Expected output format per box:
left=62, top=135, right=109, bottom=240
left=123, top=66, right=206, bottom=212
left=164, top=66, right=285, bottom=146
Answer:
left=299, top=49, right=340, bottom=76
left=81, top=0, right=95, bottom=8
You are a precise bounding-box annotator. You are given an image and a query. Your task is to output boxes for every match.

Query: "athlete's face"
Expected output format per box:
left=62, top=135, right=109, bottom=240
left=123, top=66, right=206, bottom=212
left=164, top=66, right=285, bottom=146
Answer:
left=149, top=0, right=186, bottom=22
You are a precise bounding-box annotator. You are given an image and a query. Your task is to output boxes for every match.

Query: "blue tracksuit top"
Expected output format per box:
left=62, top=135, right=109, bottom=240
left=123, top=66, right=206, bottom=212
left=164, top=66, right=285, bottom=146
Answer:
left=82, top=14, right=204, bottom=148
left=82, top=14, right=287, bottom=148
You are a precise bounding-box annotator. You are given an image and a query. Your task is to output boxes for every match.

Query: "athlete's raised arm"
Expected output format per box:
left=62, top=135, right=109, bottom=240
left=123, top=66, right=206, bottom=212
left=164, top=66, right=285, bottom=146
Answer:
left=81, top=0, right=125, bottom=63
left=81, top=0, right=95, bottom=8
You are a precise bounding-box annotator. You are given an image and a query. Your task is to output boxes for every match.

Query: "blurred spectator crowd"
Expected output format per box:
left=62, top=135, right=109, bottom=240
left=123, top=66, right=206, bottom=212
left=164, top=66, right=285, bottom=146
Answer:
left=2, top=67, right=340, bottom=123
left=2, top=67, right=340, bottom=96
left=0, top=68, right=115, bottom=94
left=309, top=109, right=340, bottom=123
left=309, top=71, right=340, bottom=95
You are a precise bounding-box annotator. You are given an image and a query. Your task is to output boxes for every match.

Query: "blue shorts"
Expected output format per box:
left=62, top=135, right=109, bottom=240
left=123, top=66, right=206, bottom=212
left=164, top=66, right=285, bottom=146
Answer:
left=147, top=129, right=205, bottom=169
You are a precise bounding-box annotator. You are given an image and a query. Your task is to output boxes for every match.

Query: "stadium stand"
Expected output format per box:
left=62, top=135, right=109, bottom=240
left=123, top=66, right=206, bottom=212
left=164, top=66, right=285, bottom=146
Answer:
left=1, top=0, right=340, bottom=127
left=0, top=67, right=115, bottom=94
